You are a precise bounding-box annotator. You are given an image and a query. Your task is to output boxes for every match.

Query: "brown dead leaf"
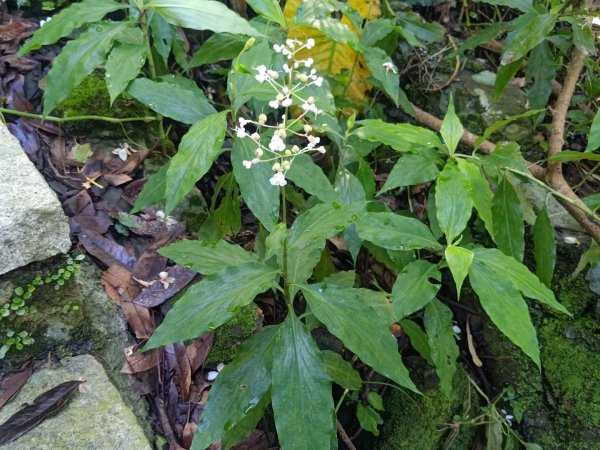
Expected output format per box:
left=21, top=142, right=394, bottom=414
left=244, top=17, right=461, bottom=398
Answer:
left=79, top=230, right=136, bottom=269
left=182, top=421, right=197, bottom=449
left=134, top=266, right=197, bottom=308
left=174, top=342, right=192, bottom=401
left=0, top=361, right=32, bottom=409
left=186, top=334, right=214, bottom=375
left=121, top=345, right=161, bottom=374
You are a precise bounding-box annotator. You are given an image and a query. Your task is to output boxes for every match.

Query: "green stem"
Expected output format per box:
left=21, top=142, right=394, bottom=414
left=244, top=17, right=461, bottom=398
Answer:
left=335, top=389, right=350, bottom=414
left=0, top=108, right=157, bottom=123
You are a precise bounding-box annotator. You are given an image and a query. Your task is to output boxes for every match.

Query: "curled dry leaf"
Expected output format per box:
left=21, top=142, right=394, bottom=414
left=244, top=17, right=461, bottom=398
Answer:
left=121, top=345, right=161, bottom=374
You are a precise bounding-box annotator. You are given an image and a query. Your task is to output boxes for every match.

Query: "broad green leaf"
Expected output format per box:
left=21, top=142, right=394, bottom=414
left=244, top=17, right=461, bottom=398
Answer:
left=355, top=155, right=376, bottom=199
left=231, top=138, right=280, bottom=231
left=356, top=212, right=441, bottom=251
left=287, top=202, right=363, bottom=286
left=469, top=255, right=540, bottom=368
left=105, top=42, right=147, bottom=104
left=456, top=159, right=494, bottom=237
left=144, top=262, right=278, bottom=349
left=423, top=299, right=458, bottom=397
left=356, top=404, right=383, bottom=436
left=334, top=166, right=366, bottom=262
left=440, top=99, right=463, bottom=155
left=147, top=0, right=260, bottom=36
left=481, top=142, right=529, bottom=182
left=43, top=21, right=129, bottom=114
left=572, top=241, right=600, bottom=279
left=486, top=421, right=504, bottom=450
left=367, top=392, right=384, bottom=411
left=548, top=151, right=600, bottom=163
left=158, top=239, right=259, bottom=275
left=392, top=260, right=441, bottom=319
left=399, top=319, right=432, bottom=363
left=131, top=162, right=169, bottom=213
left=353, top=288, right=395, bottom=326
left=321, top=350, right=362, bottom=390
left=445, top=245, right=473, bottom=299
left=473, top=0, right=535, bottom=13
left=472, top=247, right=568, bottom=315
left=18, top=0, right=127, bottom=55
left=165, top=111, right=228, bottom=213
left=563, top=16, right=596, bottom=56
left=526, top=42, right=555, bottom=110
left=246, top=0, right=286, bottom=27
left=286, top=154, right=340, bottom=203
left=397, top=11, right=444, bottom=44
left=301, top=283, right=418, bottom=392
left=585, top=110, right=600, bottom=153
left=127, top=76, right=216, bottom=124
left=494, top=58, right=522, bottom=99
left=272, top=313, right=334, bottom=450
left=533, top=205, right=555, bottom=288
left=363, top=46, right=400, bottom=106
left=188, top=33, right=247, bottom=68
left=435, top=160, right=473, bottom=243
left=221, top=393, right=270, bottom=450
left=149, top=13, right=173, bottom=65
left=501, top=13, right=557, bottom=65
left=583, top=193, right=600, bottom=213
left=191, top=327, right=278, bottom=450
left=361, top=19, right=395, bottom=47
left=264, top=222, right=287, bottom=263
left=492, top=175, right=524, bottom=261
left=379, top=152, right=441, bottom=194
left=355, top=119, right=443, bottom=150
left=304, top=18, right=360, bottom=49
left=475, top=110, right=544, bottom=150
left=323, top=270, right=356, bottom=288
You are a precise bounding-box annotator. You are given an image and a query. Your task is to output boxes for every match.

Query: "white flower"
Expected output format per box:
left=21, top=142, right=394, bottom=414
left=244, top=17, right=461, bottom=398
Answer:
left=39, top=17, right=52, bottom=27
left=112, top=143, right=138, bottom=161
left=305, top=58, right=314, bottom=68
left=269, top=134, right=286, bottom=152
left=316, top=146, right=326, bottom=154
left=158, top=271, right=176, bottom=289
left=306, top=135, right=320, bottom=149
left=272, top=162, right=281, bottom=172
left=270, top=171, right=287, bottom=186
left=382, top=61, right=397, bottom=75
left=563, top=236, right=580, bottom=245
left=313, top=76, right=323, bottom=87
left=258, top=113, right=267, bottom=125
left=236, top=127, right=246, bottom=138
left=281, top=97, right=293, bottom=107
left=452, top=325, right=462, bottom=334
left=243, top=160, right=253, bottom=169
left=267, top=69, right=279, bottom=79
left=273, top=44, right=283, bottom=53
left=306, top=38, right=315, bottom=49
left=207, top=362, right=225, bottom=381
left=255, top=65, right=268, bottom=83
left=304, top=124, right=312, bottom=133
left=250, top=132, right=260, bottom=141
left=269, top=100, right=280, bottom=109
left=283, top=63, right=292, bottom=74
left=255, top=148, right=263, bottom=157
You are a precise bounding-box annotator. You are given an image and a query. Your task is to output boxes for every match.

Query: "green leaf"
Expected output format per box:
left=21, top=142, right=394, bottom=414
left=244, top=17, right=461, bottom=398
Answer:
left=272, top=313, right=334, bottom=450
left=361, top=19, right=395, bottom=47
left=392, top=260, right=441, bottom=319
left=456, top=159, right=494, bottom=237
left=188, top=33, right=247, bottom=68
left=533, top=205, right=555, bottom=288
left=131, top=162, right=169, bottom=213
left=165, top=111, right=227, bottom=213
left=355, top=119, right=443, bottom=150
left=287, top=202, right=363, bottom=286
left=321, top=350, right=362, bottom=390
left=472, top=247, right=568, bottom=315
left=305, top=18, right=360, bottom=49
left=301, top=283, right=418, bottom=392
left=481, top=142, right=529, bottom=182
left=501, top=13, right=557, bottom=65
left=356, top=404, right=383, bottom=436
left=435, top=160, right=473, bottom=243
left=18, top=0, right=127, bottom=55
left=144, top=262, right=278, bottom=349
left=246, top=0, right=286, bottom=27
left=399, top=319, right=432, bottom=363
left=363, top=46, right=400, bottom=106
left=367, top=392, right=384, bottom=411
left=495, top=58, right=525, bottom=99
left=286, top=154, right=340, bottom=203
left=586, top=110, right=600, bottom=153
left=423, top=299, right=459, bottom=397
left=397, top=12, right=444, bottom=44
left=475, top=109, right=544, bottom=150
left=127, top=76, right=216, bottom=124
left=158, top=239, right=259, bottom=275
left=264, top=222, right=287, bottom=264
left=379, top=152, right=441, bottom=194
left=548, top=151, right=600, bottom=163
left=526, top=42, right=555, bottom=110
left=473, top=0, right=535, bottom=13
left=491, top=175, right=524, bottom=261
left=445, top=245, right=473, bottom=299
left=454, top=22, right=508, bottom=55
left=440, top=99, right=463, bottom=155
left=149, top=13, right=173, bottom=65
left=105, top=42, right=146, bottom=104
left=572, top=241, right=600, bottom=279
left=469, top=256, right=540, bottom=368
left=191, top=327, right=278, bottom=450
left=232, top=138, right=280, bottom=231
left=147, top=0, right=260, bottom=36
left=356, top=212, right=441, bottom=251
left=43, top=21, right=129, bottom=114
left=221, top=393, right=270, bottom=450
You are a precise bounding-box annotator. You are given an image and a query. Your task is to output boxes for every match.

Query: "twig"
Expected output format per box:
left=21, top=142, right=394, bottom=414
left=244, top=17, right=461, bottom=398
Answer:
left=0, top=107, right=157, bottom=123
left=337, top=420, right=358, bottom=450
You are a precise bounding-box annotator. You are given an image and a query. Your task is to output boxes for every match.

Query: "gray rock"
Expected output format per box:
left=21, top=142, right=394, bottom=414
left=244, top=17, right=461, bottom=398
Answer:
left=0, top=123, right=71, bottom=274
left=0, top=354, right=152, bottom=450
left=586, top=262, right=600, bottom=296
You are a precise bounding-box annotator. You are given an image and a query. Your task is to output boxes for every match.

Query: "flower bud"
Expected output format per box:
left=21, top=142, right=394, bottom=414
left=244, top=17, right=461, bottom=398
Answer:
left=297, top=73, right=309, bottom=83
left=258, top=113, right=267, bottom=125
left=284, top=149, right=292, bottom=156
left=272, top=162, right=281, bottom=172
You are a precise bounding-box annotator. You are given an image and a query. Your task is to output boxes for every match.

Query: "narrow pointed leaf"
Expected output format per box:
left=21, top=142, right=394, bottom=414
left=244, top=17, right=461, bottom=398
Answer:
left=423, top=299, right=458, bottom=397
left=440, top=100, right=463, bottom=155
left=286, top=154, right=340, bottom=203
left=435, top=160, right=473, bottom=243
left=526, top=42, right=555, bottom=110
left=444, top=245, right=473, bottom=299
left=501, top=13, right=557, bottom=65
left=391, top=260, right=441, bottom=319
left=221, top=393, right=271, bottom=450
left=246, top=0, right=286, bottom=26
left=492, top=175, right=524, bottom=261
left=144, top=262, right=278, bottom=349
left=301, top=283, right=418, bottom=392
left=533, top=205, right=555, bottom=288
left=586, top=110, right=600, bottom=153
left=188, top=33, right=247, bottom=68
left=355, top=119, right=443, bottom=150
left=469, top=256, right=540, bottom=368
left=191, top=327, right=278, bottom=450
left=105, top=42, right=146, bottom=104
left=379, top=152, right=441, bottom=194
left=399, top=319, right=432, bottom=363
left=18, top=0, right=126, bottom=55
left=43, top=21, right=130, bottom=114
left=356, top=212, right=441, bottom=251
left=158, top=239, right=259, bottom=275
left=321, top=350, right=362, bottom=391
left=165, top=111, right=227, bottom=213
left=131, top=162, right=169, bottom=213
left=363, top=46, right=400, bottom=106
left=456, top=159, right=494, bottom=236
left=272, top=313, right=334, bottom=450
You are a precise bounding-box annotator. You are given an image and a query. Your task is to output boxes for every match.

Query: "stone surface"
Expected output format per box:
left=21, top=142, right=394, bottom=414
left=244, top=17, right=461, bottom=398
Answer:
left=586, top=262, right=600, bottom=296
left=0, top=354, right=152, bottom=449
left=0, top=122, right=71, bottom=274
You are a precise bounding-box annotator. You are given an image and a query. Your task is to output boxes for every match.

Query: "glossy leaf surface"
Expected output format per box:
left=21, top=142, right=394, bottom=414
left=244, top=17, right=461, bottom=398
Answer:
left=356, top=212, right=441, bottom=251
left=424, top=299, right=458, bottom=396
left=392, top=260, right=441, bottom=318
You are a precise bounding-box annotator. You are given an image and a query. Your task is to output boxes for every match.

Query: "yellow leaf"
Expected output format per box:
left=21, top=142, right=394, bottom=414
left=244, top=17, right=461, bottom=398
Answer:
left=348, top=0, right=380, bottom=20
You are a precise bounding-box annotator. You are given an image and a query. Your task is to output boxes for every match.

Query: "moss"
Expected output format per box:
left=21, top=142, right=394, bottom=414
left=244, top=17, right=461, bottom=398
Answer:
left=205, top=303, right=263, bottom=366
left=376, top=361, right=476, bottom=450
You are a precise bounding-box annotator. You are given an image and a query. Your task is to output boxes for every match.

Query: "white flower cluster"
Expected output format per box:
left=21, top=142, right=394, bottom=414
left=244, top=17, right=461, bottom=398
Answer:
left=235, top=39, right=328, bottom=188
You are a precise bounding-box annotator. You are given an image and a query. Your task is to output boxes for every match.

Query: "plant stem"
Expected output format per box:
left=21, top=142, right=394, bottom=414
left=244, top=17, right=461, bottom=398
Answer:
left=0, top=108, right=157, bottom=123
left=334, top=389, right=350, bottom=414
